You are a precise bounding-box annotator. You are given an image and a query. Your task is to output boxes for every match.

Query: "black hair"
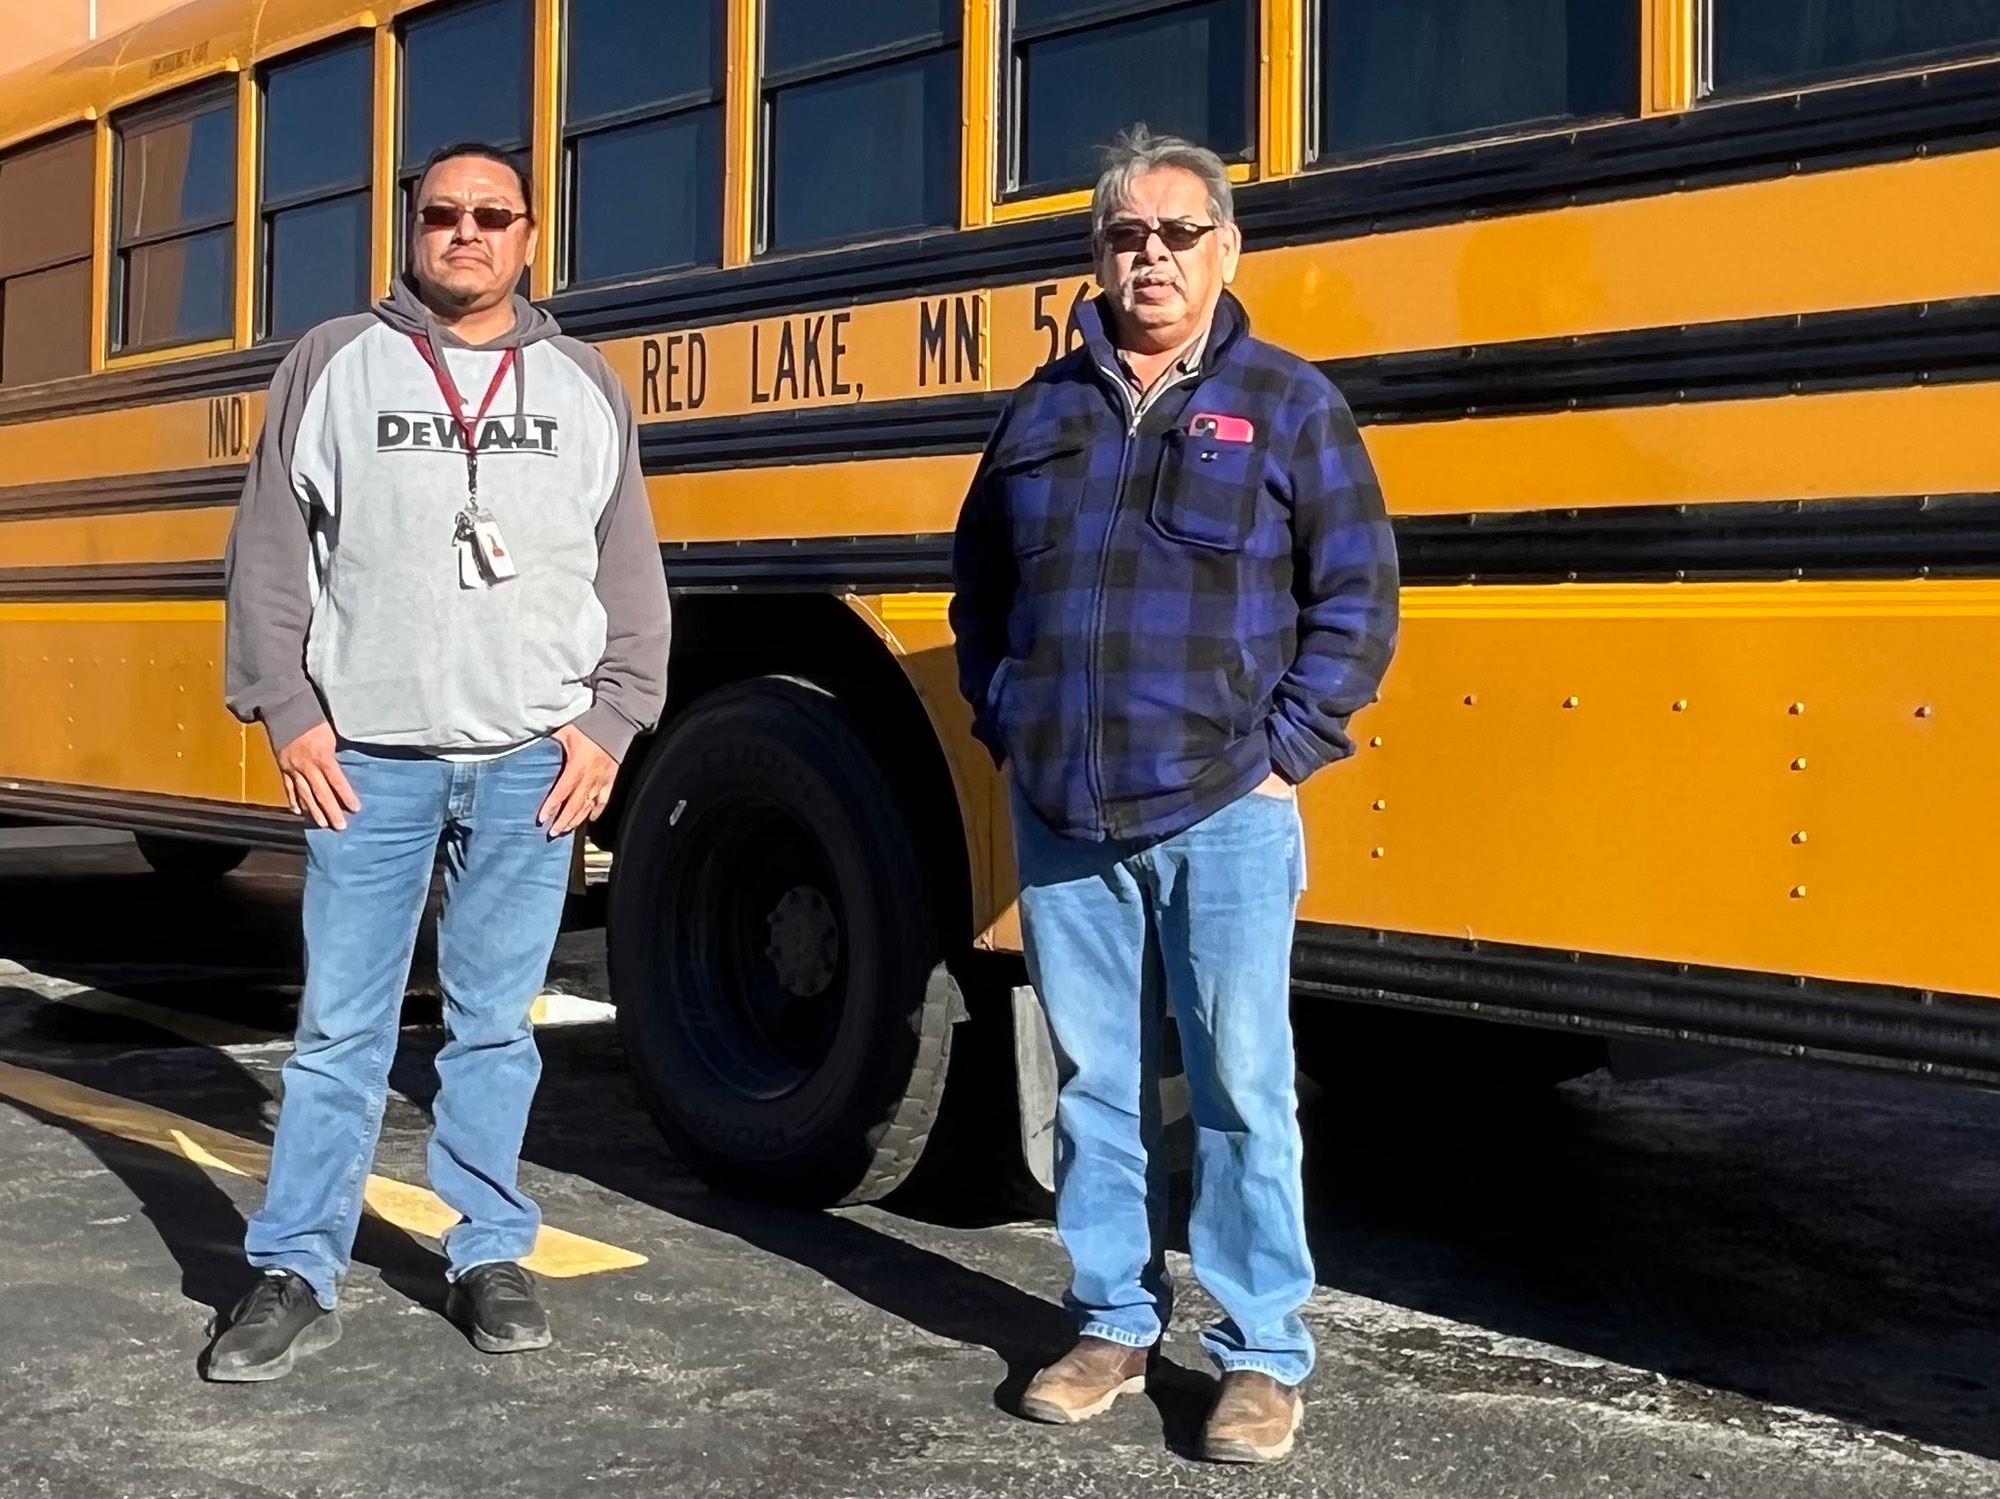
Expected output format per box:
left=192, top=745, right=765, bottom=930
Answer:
left=414, top=141, right=533, bottom=218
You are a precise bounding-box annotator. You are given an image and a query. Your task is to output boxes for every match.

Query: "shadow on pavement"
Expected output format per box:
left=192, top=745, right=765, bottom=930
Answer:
left=2, top=838, right=1997, bottom=1458
left=1291, top=1075, right=2000, bottom=1458
left=388, top=1026, right=1085, bottom=1424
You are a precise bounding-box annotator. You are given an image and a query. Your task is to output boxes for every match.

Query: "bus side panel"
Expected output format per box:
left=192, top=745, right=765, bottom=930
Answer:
left=1306, top=580, right=2000, bottom=1000
left=0, top=604, right=259, bottom=803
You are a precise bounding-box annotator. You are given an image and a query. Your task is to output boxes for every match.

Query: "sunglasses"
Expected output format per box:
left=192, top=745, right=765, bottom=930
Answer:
left=1100, top=218, right=1219, bottom=254
left=417, top=202, right=530, bottom=233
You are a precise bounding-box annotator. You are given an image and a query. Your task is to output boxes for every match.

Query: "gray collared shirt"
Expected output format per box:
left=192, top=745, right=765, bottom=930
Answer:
left=1114, top=322, right=1211, bottom=421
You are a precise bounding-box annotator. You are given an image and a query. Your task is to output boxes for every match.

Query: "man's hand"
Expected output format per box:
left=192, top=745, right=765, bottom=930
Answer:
left=539, top=723, right=617, bottom=838
left=277, top=722, right=361, bottom=831
left=1251, top=770, right=1294, bottom=799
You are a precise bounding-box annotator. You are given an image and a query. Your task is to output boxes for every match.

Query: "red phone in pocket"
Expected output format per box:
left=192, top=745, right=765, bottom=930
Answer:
left=1189, top=412, right=1255, bottom=443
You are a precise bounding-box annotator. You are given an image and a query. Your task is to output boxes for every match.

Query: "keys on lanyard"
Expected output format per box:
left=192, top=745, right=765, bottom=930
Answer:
left=410, top=333, right=519, bottom=588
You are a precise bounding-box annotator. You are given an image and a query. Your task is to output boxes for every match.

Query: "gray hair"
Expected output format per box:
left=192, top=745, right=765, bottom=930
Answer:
left=1089, top=125, right=1235, bottom=238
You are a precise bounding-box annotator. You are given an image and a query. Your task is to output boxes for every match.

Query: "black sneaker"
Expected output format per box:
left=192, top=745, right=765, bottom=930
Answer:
left=204, top=1270, right=341, bottom=1382
left=446, top=1262, right=552, bottom=1354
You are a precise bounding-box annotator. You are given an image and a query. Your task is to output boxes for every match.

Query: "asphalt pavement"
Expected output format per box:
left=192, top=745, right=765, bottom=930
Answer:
left=1, top=825, right=1997, bottom=1498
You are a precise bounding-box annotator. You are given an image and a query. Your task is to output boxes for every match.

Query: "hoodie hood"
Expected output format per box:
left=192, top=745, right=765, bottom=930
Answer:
left=373, top=275, right=561, bottom=350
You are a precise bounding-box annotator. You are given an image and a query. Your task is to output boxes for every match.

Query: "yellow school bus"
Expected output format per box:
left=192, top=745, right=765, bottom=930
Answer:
left=2, top=0, right=1997, bottom=1204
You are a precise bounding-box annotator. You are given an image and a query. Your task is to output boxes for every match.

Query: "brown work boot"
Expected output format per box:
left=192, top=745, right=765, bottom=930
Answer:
left=1018, top=1336, right=1154, bottom=1424
left=1202, top=1371, right=1304, bottom=1463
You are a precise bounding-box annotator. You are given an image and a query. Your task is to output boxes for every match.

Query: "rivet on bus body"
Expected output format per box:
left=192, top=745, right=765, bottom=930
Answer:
left=1562, top=696, right=1579, bottom=709
left=1370, top=847, right=1386, bottom=859
left=1790, top=886, right=1807, bottom=899
left=1671, top=699, right=1688, bottom=712
left=1463, top=693, right=1476, bottom=705
left=1788, top=701, right=1806, bottom=715
left=1915, top=704, right=1934, bottom=718
left=1371, top=800, right=1387, bottom=812
left=1369, top=736, right=1383, bottom=748
left=1790, top=757, right=1808, bottom=771
left=1792, top=831, right=1808, bottom=844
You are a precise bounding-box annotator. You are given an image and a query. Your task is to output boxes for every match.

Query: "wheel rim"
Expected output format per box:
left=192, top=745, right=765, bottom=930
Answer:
left=658, top=796, right=850, bottom=1100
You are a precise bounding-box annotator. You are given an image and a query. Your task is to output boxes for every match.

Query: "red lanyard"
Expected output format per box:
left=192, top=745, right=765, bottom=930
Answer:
left=409, top=333, right=517, bottom=503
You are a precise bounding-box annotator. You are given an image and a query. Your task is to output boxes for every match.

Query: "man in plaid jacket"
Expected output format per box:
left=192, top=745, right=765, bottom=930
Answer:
left=950, top=126, right=1399, bottom=1464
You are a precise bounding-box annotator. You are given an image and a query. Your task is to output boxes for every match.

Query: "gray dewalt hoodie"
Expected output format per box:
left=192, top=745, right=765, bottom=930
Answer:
left=224, top=281, right=671, bottom=762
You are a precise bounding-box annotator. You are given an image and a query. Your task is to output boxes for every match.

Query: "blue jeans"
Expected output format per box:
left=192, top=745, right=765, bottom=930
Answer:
left=246, top=739, right=574, bottom=1308
left=1012, top=782, right=1314, bottom=1385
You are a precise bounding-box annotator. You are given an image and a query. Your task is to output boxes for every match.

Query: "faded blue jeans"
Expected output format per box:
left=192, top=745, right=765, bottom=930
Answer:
left=246, top=739, right=573, bottom=1308
left=1012, top=781, right=1314, bottom=1385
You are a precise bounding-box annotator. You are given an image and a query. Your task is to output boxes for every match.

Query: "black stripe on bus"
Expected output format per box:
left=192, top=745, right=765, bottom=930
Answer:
left=661, top=494, right=2000, bottom=591
left=0, top=778, right=304, bottom=850
left=10, top=492, right=2000, bottom=601
left=0, top=465, right=244, bottom=521
left=0, top=345, right=288, bottom=430
left=1329, top=296, right=2000, bottom=423
left=0, top=560, right=227, bottom=600
left=1291, top=923, right=2000, bottom=1087
left=640, top=393, right=1002, bottom=473
left=1, top=59, right=1994, bottom=429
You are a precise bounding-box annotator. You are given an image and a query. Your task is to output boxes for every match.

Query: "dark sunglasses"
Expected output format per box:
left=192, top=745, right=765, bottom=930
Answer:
left=417, top=202, right=530, bottom=233
left=1100, top=217, right=1219, bottom=254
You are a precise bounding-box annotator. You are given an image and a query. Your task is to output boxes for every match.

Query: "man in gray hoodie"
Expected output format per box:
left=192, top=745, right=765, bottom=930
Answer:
left=206, top=141, right=670, bottom=1381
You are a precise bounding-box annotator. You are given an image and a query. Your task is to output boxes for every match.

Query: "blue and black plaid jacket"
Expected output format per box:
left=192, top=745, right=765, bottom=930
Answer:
left=950, top=290, right=1399, bottom=843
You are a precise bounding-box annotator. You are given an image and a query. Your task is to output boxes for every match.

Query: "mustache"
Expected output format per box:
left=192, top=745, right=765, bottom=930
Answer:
left=1119, top=268, right=1183, bottom=300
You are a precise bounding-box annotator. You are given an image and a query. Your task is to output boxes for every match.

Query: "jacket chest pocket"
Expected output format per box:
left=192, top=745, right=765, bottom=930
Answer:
left=1149, top=430, right=1262, bottom=551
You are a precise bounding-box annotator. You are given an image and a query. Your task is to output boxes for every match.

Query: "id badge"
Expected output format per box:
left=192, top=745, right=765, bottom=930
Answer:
left=458, top=538, right=486, bottom=590
left=469, top=514, right=519, bottom=582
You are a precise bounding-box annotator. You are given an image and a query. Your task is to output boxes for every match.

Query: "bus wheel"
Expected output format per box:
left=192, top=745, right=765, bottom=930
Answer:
left=133, top=834, right=249, bottom=880
left=608, top=675, right=959, bottom=1207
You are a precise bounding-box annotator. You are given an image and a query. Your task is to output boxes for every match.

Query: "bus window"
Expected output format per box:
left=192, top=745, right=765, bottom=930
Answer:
left=261, top=37, right=373, bottom=340
left=1005, top=0, right=1255, bottom=197
left=400, top=0, right=532, bottom=255
left=563, top=0, right=723, bottom=286
left=0, top=130, right=92, bottom=385
left=761, top=0, right=960, bottom=254
left=1316, top=0, right=1638, bottom=164
left=1709, top=0, right=2000, bottom=96
left=114, top=85, right=237, bottom=354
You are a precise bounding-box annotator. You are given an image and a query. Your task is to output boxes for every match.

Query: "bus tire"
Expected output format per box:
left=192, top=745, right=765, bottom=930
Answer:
left=133, top=834, right=249, bottom=880
left=608, top=675, right=958, bottom=1207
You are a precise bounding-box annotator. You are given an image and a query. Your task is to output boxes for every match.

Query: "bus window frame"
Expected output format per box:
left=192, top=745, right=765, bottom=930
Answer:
left=108, top=78, right=240, bottom=361
left=1301, top=0, right=1646, bottom=172
left=394, top=0, right=536, bottom=274
left=754, top=2, right=963, bottom=257
left=1694, top=0, right=2000, bottom=103
left=0, top=124, right=96, bottom=388
left=255, top=29, right=376, bottom=343
left=996, top=0, right=1261, bottom=206
left=558, top=0, right=726, bottom=290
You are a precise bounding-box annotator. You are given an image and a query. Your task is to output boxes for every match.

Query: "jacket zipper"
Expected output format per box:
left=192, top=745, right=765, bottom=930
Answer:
left=1083, top=357, right=1203, bottom=839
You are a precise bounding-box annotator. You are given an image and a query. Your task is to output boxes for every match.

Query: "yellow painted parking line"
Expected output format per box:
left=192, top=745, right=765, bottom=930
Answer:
left=0, top=1060, right=646, bottom=1279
